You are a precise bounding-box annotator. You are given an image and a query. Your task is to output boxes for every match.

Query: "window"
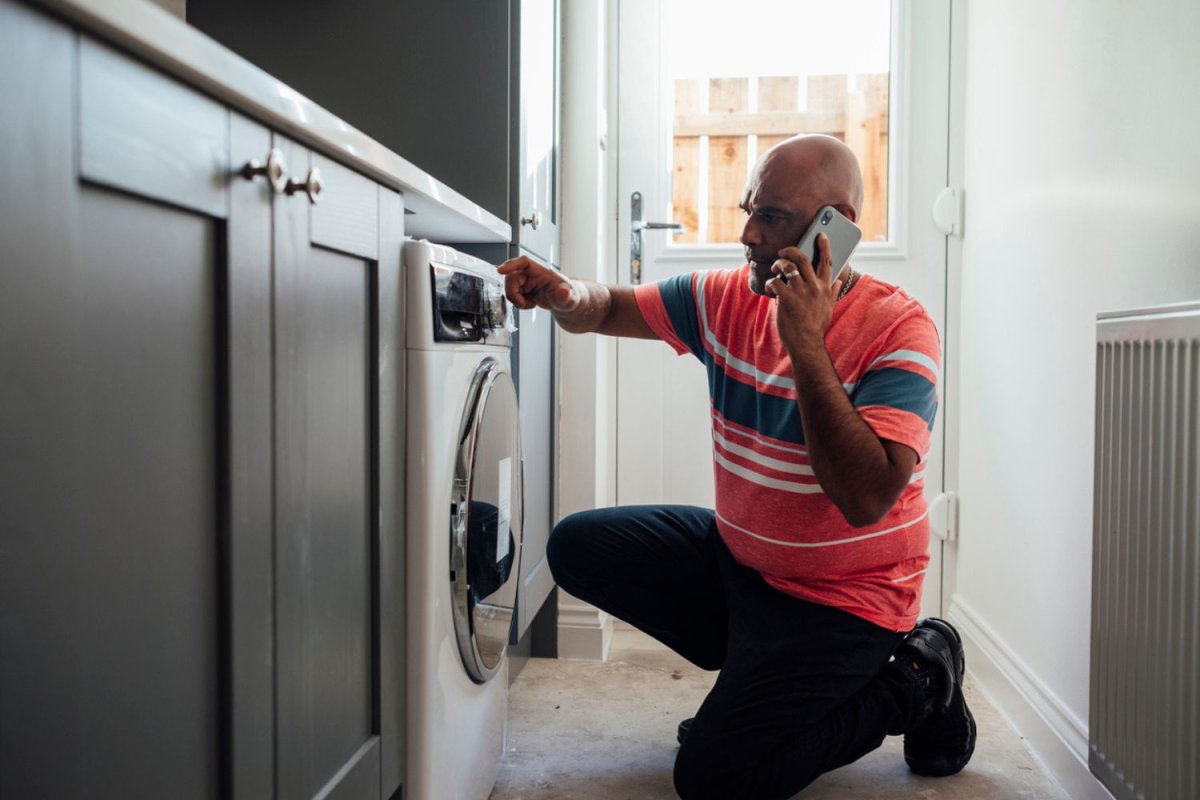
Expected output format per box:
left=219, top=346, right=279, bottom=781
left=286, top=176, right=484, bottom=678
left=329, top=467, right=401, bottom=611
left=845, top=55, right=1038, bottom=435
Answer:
left=663, top=0, right=891, bottom=244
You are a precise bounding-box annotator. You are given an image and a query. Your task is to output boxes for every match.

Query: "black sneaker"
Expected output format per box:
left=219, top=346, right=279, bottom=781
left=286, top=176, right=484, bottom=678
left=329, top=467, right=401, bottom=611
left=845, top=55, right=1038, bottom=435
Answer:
left=897, top=617, right=976, bottom=777
left=677, top=716, right=693, bottom=745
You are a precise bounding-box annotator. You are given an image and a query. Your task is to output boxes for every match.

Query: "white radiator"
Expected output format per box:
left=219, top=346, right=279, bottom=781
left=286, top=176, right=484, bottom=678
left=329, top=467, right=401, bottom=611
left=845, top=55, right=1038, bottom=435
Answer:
left=1091, top=302, right=1200, bottom=800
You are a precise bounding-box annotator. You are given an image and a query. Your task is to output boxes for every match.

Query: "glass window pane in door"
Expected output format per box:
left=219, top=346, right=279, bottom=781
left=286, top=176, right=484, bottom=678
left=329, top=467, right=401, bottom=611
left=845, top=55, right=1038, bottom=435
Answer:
left=663, top=0, right=891, bottom=244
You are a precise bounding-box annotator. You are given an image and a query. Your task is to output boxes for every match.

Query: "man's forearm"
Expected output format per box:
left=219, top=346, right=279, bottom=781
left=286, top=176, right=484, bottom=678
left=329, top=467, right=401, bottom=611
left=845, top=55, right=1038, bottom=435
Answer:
left=550, top=279, right=615, bottom=334
left=788, top=343, right=901, bottom=527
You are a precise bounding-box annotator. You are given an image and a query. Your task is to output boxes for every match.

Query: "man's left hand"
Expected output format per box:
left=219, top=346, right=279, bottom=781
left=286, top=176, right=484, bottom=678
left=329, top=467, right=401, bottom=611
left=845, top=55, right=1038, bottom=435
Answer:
left=765, top=233, right=844, bottom=357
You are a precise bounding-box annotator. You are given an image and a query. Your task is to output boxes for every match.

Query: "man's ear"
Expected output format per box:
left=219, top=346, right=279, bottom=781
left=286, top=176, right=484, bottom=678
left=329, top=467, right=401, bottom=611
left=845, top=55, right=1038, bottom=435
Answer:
left=833, top=203, right=859, bottom=224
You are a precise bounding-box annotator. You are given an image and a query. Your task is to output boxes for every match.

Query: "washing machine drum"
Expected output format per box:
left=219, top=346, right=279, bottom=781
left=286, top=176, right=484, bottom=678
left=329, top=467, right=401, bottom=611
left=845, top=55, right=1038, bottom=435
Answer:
left=450, top=359, right=523, bottom=684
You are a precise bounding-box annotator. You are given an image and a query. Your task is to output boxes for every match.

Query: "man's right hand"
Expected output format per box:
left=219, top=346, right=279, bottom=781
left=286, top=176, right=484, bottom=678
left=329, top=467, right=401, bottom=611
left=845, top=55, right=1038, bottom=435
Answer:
left=497, top=255, right=579, bottom=313
left=496, top=255, right=657, bottom=339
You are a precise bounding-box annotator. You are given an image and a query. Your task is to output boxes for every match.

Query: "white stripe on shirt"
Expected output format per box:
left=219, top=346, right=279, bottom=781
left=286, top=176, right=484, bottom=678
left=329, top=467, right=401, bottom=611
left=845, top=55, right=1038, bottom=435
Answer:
left=716, top=508, right=930, bottom=548
left=866, top=348, right=939, bottom=376
left=695, top=272, right=797, bottom=391
left=713, top=412, right=808, bottom=456
left=715, top=420, right=927, bottom=485
left=713, top=449, right=825, bottom=493
left=712, top=428, right=815, bottom=475
left=890, top=568, right=928, bottom=584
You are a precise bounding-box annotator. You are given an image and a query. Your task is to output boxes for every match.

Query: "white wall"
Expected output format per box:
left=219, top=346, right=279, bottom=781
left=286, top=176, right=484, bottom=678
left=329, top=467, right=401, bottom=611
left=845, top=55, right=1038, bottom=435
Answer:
left=952, top=0, right=1200, bottom=794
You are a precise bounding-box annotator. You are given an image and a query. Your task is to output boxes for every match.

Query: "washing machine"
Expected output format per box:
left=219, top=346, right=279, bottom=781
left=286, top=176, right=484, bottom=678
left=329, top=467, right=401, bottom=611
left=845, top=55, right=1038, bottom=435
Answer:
left=404, top=239, right=523, bottom=800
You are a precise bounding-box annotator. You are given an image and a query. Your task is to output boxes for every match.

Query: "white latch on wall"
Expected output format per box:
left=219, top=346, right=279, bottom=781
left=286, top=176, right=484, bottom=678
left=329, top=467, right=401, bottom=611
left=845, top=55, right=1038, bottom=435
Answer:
left=929, top=491, right=958, bottom=541
left=932, top=186, right=964, bottom=236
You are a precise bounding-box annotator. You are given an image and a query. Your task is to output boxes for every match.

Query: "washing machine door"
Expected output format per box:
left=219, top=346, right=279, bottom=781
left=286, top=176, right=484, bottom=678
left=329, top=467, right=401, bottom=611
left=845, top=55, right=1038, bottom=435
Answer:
left=450, top=358, right=523, bottom=684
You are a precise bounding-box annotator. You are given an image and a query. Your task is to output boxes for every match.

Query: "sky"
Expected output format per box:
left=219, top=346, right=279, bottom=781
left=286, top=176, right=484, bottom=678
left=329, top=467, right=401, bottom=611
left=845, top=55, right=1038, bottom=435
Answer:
left=662, top=0, right=891, bottom=79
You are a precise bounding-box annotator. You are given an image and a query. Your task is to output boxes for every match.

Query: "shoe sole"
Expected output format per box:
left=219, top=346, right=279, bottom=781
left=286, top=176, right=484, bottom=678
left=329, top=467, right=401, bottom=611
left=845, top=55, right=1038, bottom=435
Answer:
left=906, top=699, right=977, bottom=777
left=905, top=617, right=976, bottom=777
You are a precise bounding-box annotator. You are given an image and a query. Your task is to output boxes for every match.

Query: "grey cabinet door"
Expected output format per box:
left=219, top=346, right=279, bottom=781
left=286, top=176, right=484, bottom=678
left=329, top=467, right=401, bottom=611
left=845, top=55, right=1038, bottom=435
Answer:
left=272, top=138, right=403, bottom=800
left=1, top=6, right=403, bottom=798
left=514, top=0, right=561, bottom=265
left=0, top=10, right=231, bottom=799
left=514, top=302, right=557, bottom=638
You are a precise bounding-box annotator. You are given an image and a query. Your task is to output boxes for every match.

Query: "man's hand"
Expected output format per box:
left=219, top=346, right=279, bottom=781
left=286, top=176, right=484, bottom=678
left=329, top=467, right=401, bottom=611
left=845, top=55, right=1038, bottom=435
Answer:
left=764, top=233, right=844, bottom=357
left=765, top=235, right=914, bottom=527
left=496, top=256, right=655, bottom=338
left=498, top=255, right=580, bottom=312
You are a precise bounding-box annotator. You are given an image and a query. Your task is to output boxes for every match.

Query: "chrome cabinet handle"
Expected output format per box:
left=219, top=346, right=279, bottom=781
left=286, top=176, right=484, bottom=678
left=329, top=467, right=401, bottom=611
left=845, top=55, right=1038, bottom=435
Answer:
left=239, top=147, right=288, bottom=194
left=520, top=210, right=542, bottom=230
left=285, top=167, right=323, bottom=204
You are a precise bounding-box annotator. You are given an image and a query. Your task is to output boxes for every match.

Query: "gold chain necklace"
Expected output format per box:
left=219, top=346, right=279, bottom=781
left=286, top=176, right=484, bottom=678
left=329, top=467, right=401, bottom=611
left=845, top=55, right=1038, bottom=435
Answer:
left=837, top=267, right=858, bottom=301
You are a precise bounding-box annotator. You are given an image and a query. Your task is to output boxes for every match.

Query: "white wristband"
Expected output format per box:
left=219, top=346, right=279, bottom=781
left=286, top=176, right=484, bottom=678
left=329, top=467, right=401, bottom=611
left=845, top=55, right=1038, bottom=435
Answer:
left=553, top=279, right=585, bottom=313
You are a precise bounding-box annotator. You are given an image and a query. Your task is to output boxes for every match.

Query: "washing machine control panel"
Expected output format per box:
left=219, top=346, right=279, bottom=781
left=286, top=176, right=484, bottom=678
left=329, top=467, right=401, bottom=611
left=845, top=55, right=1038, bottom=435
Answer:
left=430, top=263, right=511, bottom=345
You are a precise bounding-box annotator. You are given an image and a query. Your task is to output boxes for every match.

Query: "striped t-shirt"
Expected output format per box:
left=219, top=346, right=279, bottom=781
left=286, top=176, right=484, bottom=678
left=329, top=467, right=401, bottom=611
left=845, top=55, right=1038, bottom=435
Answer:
left=633, top=265, right=940, bottom=631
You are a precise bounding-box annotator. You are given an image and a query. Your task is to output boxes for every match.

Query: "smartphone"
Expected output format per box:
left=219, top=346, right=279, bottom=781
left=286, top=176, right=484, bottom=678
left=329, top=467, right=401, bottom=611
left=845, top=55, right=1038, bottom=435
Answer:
left=793, top=206, right=863, bottom=284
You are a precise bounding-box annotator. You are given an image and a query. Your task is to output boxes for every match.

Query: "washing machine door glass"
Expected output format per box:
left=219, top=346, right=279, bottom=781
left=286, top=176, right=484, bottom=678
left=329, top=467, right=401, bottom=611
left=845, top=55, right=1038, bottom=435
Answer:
left=451, top=359, right=523, bottom=684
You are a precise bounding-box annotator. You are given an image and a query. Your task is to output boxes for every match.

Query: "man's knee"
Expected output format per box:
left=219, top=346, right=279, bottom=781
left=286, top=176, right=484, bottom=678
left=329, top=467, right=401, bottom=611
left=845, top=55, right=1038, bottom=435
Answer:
left=545, top=509, right=602, bottom=588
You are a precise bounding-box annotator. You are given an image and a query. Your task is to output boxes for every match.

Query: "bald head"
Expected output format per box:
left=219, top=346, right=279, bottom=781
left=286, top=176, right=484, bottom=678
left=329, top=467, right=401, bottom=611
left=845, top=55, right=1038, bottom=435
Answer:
left=738, top=134, right=865, bottom=295
left=756, top=134, right=864, bottom=220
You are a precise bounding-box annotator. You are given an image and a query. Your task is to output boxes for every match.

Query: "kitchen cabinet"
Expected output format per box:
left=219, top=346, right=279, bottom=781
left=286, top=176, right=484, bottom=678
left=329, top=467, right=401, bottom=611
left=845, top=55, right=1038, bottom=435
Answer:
left=0, top=3, right=404, bottom=798
left=189, top=0, right=561, bottom=650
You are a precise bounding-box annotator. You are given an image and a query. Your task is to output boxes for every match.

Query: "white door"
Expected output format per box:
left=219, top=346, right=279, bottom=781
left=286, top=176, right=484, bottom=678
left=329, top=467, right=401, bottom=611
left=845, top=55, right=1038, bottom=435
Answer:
left=615, top=0, right=955, bottom=616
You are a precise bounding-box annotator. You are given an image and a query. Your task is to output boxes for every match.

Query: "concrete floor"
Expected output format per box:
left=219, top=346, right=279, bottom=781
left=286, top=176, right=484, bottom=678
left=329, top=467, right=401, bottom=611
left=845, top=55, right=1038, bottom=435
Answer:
left=491, top=629, right=1071, bottom=800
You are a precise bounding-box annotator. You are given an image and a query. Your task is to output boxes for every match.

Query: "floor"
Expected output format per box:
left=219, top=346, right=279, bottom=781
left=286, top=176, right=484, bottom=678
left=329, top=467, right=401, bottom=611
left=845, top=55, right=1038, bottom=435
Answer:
left=491, top=628, right=1071, bottom=800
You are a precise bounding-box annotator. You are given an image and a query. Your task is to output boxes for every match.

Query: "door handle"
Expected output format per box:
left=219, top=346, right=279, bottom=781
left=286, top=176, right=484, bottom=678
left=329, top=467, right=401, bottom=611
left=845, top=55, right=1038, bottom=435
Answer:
left=630, top=191, right=683, bottom=285
left=239, top=147, right=288, bottom=194
left=284, top=167, right=323, bottom=204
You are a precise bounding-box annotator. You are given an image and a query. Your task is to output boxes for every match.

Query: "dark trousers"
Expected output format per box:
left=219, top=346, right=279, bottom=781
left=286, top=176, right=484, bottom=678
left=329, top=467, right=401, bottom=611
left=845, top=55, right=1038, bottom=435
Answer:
left=548, top=505, right=927, bottom=800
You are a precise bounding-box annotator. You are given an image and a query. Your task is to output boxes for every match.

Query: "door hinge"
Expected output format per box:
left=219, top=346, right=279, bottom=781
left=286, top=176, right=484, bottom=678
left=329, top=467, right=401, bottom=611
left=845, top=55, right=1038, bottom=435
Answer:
left=929, top=491, right=958, bottom=542
left=932, top=186, right=964, bottom=237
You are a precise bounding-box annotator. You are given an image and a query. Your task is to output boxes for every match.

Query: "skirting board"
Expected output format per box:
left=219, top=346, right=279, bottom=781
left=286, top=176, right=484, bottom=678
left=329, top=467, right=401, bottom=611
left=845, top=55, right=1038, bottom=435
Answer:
left=556, top=590, right=614, bottom=661
left=948, top=596, right=1115, bottom=800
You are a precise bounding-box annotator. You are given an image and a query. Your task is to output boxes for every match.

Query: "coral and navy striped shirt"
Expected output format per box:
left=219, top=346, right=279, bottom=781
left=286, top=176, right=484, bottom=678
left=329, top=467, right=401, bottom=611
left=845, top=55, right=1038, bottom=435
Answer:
left=633, top=265, right=940, bottom=631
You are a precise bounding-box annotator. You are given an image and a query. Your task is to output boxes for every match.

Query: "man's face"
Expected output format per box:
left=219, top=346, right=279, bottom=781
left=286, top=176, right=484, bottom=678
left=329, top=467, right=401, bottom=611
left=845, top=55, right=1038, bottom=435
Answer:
left=739, top=159, right=816, bottom=296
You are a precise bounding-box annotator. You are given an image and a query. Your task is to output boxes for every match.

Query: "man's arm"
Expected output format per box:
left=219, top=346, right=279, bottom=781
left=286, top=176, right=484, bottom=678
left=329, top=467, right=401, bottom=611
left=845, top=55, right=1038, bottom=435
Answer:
left=766, top=235, right=919, bottom=527
left=498, top=255, right=657, bottom=339
left=788, top=348, right=918, bottom=526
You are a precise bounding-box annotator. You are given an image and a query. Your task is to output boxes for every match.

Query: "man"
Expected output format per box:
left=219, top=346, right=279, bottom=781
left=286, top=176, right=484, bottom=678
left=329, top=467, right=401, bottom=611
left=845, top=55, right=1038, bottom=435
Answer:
left=499, top=134, right=975, bottom=799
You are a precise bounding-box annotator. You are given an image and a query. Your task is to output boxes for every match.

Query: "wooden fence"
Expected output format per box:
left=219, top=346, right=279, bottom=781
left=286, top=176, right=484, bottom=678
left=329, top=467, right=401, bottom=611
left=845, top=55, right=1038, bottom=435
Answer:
left=671, top=73, right=889, bottom=244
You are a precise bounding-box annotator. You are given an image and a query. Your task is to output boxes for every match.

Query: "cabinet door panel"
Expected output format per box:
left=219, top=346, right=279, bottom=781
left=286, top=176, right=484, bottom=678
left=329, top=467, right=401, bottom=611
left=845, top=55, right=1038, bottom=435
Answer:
left=311, top=153, right=379, bottom=260
left=2, top=187, right=223, bottom=799
left=2, top=5, right=224, bottom=796
left=275, top=140, right=382, bottom=800
left=71, top=184, right=222, bottom=799
left=515, top=304, right=556, bottom=636
left=79, top=38, right=228, bottom=219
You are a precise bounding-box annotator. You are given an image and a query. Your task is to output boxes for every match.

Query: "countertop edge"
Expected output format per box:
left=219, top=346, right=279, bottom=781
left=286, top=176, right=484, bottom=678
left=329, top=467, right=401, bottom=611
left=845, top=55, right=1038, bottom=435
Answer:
left=31, top=0, right=512, bottom=244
